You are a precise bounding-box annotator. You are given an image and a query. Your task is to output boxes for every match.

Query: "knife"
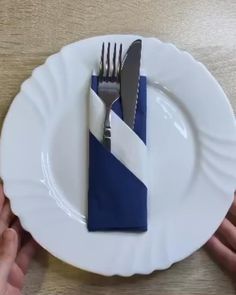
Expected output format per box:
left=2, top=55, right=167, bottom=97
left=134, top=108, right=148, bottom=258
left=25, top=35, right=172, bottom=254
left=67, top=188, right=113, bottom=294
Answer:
left=120, top=39, right=142, bottom=129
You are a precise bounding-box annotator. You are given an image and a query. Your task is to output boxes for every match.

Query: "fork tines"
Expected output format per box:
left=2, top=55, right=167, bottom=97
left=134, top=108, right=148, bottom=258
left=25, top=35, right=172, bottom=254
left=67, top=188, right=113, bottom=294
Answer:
left=99, top=42, right=122, bottom=82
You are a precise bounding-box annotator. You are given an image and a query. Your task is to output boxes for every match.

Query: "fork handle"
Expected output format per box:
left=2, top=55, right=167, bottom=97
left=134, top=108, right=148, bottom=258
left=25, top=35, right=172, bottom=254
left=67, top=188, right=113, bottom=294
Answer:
left=103, top=107, right=111, bottom=151
left=103, top=128, right=111, bottom=151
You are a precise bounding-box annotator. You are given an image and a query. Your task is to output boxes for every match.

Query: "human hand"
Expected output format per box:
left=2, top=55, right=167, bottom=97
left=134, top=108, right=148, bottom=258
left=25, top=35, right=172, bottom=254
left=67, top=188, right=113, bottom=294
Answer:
left=206, top=193, right=236, bottom=274
left=0, top=184, right=38, bottom=295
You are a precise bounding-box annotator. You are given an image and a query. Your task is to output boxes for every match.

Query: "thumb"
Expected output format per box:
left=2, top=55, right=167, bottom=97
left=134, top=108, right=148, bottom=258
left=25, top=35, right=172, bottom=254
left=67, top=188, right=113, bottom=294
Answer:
left=0, top=229, right=18, bottom=282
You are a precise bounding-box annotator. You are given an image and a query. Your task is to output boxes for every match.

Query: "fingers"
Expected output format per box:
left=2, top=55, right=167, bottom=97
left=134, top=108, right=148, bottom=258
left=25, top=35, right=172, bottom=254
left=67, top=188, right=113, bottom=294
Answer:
left=0, top=185, right=5, bottom=212
left=16, top=238, right=38, bottom=274
left=0, top=200, right=15, bottom=236
left=229, top=193, right=236, bottom=216
left=11, top=220, right=22, bottom=237
left=206, top=235, right=236, bottom=273
left=11, top=219, right=23, bottom=252
left=5, top=284, right=21, bottom=295
left=227, top=194, right=236, bottom=226
left=8, top=263, right=24, bottom=290
left=217, top=219, right=236, bottom=250
left=0, top=229, right=18, bottom=281
left=1, top=200, right=14, bottom=226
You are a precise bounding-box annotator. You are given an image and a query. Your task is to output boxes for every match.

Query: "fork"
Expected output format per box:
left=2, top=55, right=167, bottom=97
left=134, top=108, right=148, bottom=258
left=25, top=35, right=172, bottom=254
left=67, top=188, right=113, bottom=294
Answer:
left=98, top=42, right=122, bottom=151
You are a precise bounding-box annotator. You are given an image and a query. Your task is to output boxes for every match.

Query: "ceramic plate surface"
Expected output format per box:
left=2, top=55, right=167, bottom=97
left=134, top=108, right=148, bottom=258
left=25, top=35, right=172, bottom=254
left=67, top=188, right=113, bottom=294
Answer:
left=1, top=35, right=236, bottom=276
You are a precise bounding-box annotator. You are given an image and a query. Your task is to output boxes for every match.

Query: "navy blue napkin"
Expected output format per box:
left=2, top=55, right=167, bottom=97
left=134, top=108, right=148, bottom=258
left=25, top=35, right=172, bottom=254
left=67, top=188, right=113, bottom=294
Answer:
left=87, top=76, right=147, bottom=231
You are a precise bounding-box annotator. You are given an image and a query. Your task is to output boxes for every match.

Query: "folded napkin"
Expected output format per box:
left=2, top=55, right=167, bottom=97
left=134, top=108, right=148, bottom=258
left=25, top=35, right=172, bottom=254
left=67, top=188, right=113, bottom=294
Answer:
left=87, top=76, right=147, bottom=231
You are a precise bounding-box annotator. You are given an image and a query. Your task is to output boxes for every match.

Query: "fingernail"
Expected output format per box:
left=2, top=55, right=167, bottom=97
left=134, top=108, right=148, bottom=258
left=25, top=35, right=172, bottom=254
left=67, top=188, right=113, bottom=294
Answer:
left=3, top=229, right=16, bottom=242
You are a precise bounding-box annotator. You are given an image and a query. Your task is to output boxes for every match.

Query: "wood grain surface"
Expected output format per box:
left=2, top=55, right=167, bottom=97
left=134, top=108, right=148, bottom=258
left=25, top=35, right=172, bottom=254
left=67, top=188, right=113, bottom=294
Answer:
left=0, top=1, right=236, bottom=294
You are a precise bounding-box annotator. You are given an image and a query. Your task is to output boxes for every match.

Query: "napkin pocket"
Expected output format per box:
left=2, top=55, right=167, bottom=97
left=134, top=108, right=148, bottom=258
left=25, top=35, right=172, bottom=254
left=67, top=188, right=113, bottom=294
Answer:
left=87, top=81, right=147, bottom=231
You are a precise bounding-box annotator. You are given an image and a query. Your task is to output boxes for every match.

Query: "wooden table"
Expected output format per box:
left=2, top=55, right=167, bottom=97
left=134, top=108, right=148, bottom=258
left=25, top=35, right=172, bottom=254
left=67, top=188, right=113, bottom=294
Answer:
left=0, top=1, right=236, bottom=294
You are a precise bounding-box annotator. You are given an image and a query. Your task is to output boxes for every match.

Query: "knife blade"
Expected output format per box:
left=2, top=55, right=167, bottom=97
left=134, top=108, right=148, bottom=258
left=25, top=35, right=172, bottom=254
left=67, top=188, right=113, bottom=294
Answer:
left=120, top=39, right=142, bottom=129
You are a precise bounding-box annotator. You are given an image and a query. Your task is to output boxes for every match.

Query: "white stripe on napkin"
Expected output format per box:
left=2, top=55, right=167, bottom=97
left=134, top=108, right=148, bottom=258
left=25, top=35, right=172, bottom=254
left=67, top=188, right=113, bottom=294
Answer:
left=89, top=89, right=147, bottom=186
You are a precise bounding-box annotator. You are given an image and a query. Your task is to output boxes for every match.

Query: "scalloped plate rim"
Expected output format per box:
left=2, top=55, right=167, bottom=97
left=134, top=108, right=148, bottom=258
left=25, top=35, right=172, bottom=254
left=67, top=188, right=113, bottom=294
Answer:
left=1, top=34, right=236, bottom=276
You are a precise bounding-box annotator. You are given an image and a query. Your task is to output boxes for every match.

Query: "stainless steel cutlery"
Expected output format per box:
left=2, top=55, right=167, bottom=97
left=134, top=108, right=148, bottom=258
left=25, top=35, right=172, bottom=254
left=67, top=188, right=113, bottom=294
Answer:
left=120, top=39, right=142, bottom=129
left=98, top=42, right=122, bottom=151
left=97, top=39, right=142, bottom=149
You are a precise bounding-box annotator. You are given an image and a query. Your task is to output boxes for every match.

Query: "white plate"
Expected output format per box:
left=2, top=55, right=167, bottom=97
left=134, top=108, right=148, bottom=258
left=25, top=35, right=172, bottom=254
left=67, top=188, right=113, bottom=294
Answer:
left=1, top=35, right=236, bottom=276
